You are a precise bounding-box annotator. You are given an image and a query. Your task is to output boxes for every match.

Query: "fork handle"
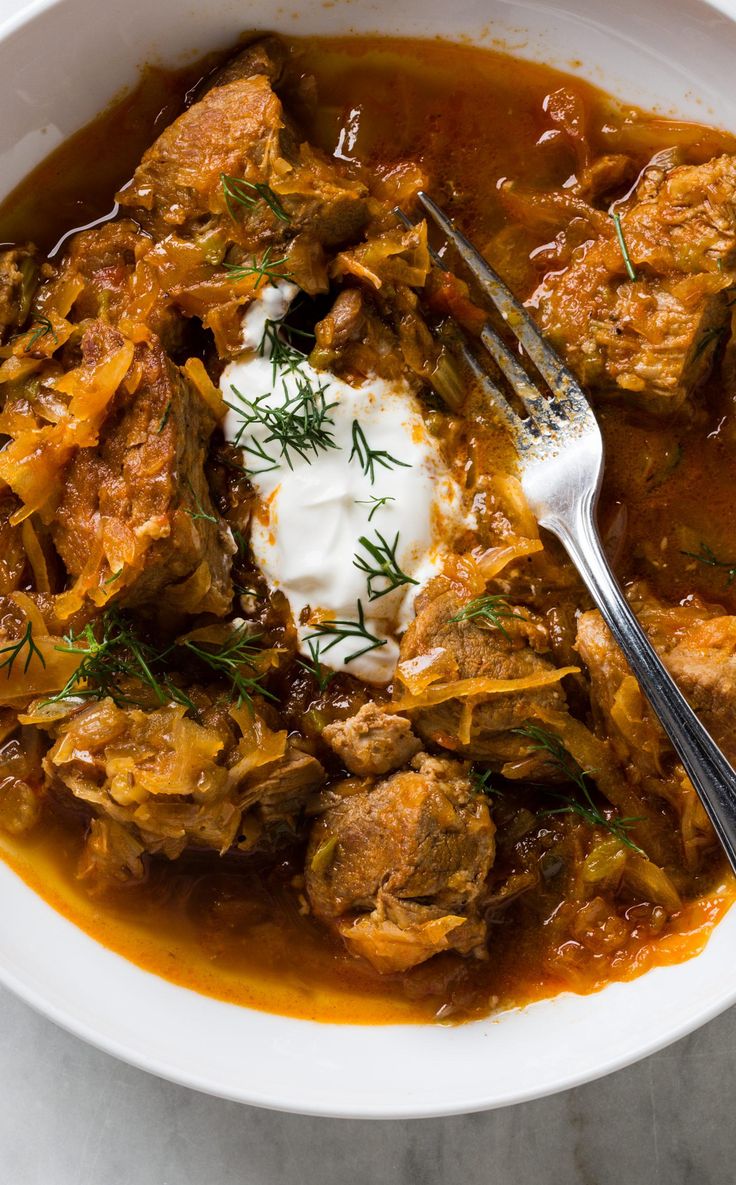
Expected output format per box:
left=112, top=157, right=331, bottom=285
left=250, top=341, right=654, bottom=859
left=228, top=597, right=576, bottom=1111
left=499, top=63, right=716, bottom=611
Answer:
left=546, top=493, right=736, bottom=875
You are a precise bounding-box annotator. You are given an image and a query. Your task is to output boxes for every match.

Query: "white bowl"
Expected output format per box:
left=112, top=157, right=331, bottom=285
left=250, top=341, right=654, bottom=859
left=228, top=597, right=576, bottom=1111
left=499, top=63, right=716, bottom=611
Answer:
left=1, top=0, right=735, bottom=1119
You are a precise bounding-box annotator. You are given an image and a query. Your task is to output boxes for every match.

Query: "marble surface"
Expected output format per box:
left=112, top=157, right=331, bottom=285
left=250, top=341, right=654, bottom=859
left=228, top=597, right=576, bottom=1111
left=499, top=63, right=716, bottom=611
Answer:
left=0, top=986, right=732, bottom=1184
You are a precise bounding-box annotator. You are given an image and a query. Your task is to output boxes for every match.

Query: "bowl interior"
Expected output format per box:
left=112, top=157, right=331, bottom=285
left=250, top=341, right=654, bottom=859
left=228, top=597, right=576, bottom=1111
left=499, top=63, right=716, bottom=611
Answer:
left=0, top=0, right=734, bottom=1118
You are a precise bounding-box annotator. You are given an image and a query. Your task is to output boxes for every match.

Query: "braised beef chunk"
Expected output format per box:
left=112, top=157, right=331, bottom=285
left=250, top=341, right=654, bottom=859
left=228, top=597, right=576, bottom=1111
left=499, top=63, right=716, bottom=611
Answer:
left=322, top=702, right=422, bottom=776
left=578, top=589, right=736, bottom=770
left=118, top=53, right=368, bottom=250
left=306, top=753, right=495, bottom=972
left=52, top=321, right=234, bottom=614
left=240, top=747, right=326, bottom=824
left=575, top=590, right=719, bottom=867
left=313, top=288, right=365, bottom=353
left=665, top=619, right=736, bottom=763
left=397, top=582, right=569, bottom=769
left=57, top=220, right=138, bottom=321
left=537, top=155, right=736, bottom=413
left=0, top=244, right=38, bottom=341
left=42, top=219, right=182, bottom=349
left=205, top=34, right=290, bottom=91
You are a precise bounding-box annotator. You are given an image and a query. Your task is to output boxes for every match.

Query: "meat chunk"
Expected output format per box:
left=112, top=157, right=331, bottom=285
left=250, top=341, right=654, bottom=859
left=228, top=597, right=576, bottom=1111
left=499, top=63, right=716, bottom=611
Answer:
left=55, top=220, right=138, bottom=322
left=310, top=287, right=422, bottom=385
left=665, top=617, right=736, bottom=762
left=576, top=606, right=666, bottom=779
left=240, top=748, right=325, bottom=824
left=322, top=702, right=422, bottom=776
left=313, top=288, right=365, bottom=354
left=306, top=753, right=495, bottom=972
left=42, top=220, right=182, bottom=350
left=0, top=245, right=38, bottom=341
left=579, top=590, right=736, bottom=769
left=537, top=154, right=736, bottom=413
left=541, top=271, right=727, bottom=413
left=52, top=321, right=234, bottom=615
left=631, top=154, right=736, bottom=269
left=205, top=35, right=290, bottom=91
left=397, top=582, right=569, bottom=768
left=575, top=589, right=723, bottom=865
left=119, top=61, right=367, bottom=250
left=108, top=37, right=368, bottom=358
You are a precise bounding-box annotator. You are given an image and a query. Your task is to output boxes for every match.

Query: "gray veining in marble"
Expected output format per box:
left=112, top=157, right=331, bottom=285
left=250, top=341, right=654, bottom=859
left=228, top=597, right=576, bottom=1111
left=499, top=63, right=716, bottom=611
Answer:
left=0, top=986, right=733, bottom=1184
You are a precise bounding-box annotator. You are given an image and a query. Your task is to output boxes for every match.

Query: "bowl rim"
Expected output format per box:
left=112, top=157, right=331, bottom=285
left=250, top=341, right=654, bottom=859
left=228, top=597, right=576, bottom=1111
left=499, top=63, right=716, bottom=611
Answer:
left=0, top=862, right=734, bottom=1118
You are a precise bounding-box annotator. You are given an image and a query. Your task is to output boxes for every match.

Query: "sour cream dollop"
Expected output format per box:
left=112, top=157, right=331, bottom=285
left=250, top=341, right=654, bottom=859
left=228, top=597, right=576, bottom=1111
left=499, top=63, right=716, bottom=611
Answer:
left=221, top=283, right=470, bottom=683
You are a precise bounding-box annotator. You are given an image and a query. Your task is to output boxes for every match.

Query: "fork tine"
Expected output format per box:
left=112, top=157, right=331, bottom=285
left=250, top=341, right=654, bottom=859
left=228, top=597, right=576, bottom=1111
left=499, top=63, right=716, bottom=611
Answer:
left=402, top=196, right=549, bottom=428
left=480, top=323, right=557, bottom=430
left=416, top=190, right=590, bottom=416
left=394, top=205, right=447, bottom=271
left=454, top=336, right=532, bottom=440
left=396, top=203, right=537, bottom=444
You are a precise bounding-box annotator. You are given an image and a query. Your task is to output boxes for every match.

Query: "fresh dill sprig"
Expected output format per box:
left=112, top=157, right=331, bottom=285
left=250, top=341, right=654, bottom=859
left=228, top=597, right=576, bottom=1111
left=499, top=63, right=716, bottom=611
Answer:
left=514, top=724, right=586, bottom=789
left=450, top=595, right=526, bottom=640
left=349, top=420, right=411, bottom=484
left=258, top=318, right=310, bottom=385
left=681, top=541, right=736, bottom=587
left=513, top=723, right=643, bottom=853
left=305, top=600, right=387, bottom=665
left=353, top=530, right=418, bottom=601
left=180, top=624, right=275, bottom=711
left=24, top=316, right=57, bottom=353
left=184, top=479, right=218, bottom=525
left=219, top=453, right=249, bottom=477
left=296, top=638, right=336, bottom=692
left=224, top=246, right=291, bottom=289
left=470, top=765, right=501, bottom=798
left=611, top=211, right=637, bottom=282
left=234, top=433, right=280, bottom=477
left=45, top=611, right=193, bottom=711
left=228, top=377, right=338, bottom=473
left=220, top=173, right=290, bottom=223
left=355, top=495, right=395, bottom=522
left=279, top=320, right=316, bottom=347
left=0, top=622, right=46, bottom=678
left=692, top=325, right=725, bottom=361
left=157, top=401, right=172, bottom=434
left=46, top=612, right=273, bottom=713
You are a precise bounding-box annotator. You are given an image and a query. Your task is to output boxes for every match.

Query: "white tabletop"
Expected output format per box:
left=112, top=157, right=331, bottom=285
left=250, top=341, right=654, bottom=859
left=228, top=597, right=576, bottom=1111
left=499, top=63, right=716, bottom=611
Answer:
left=0, top=982, right=733, bottom=1183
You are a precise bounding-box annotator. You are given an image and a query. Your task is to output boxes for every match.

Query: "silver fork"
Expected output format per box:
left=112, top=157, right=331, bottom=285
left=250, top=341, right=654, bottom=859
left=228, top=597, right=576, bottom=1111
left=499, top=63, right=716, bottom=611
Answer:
left=413, top=189, right=736, bottom=874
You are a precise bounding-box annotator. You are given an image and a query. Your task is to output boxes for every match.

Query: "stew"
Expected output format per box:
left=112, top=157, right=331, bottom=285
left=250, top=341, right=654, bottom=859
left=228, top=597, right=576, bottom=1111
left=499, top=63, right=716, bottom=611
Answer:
left=0, top=34, right=734, bottom=1024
